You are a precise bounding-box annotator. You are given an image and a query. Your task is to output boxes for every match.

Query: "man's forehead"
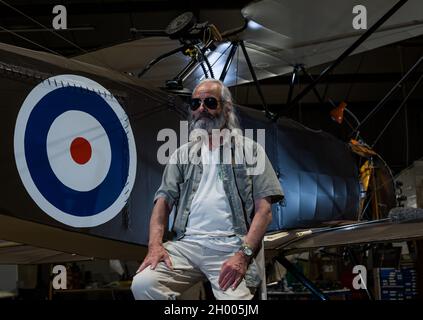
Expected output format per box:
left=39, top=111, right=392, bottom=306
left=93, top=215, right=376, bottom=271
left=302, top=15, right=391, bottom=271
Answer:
left=193, top=82, right=220, bottom=97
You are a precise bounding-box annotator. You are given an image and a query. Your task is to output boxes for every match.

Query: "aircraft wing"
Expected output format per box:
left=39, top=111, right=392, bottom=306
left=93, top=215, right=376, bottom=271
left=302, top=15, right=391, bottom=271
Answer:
left=0, top=214, right=147, bottom=264
left=264, top=218, right=423, bottom=255
left=75, top=0, right=423, bottom=89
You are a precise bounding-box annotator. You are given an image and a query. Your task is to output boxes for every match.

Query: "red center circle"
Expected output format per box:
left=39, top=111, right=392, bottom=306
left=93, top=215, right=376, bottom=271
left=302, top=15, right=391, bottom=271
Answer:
left=70, top=137, right=92, bottom=165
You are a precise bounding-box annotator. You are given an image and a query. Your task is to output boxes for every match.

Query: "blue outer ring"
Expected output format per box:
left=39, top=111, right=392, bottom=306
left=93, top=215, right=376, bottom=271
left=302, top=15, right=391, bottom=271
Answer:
left=24, top=86, right=129, bottom=217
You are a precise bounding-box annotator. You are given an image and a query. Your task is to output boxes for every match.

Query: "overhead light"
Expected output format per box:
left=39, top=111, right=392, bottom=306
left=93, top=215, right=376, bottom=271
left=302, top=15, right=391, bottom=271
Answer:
left=247, top=20, right=263, bottom=30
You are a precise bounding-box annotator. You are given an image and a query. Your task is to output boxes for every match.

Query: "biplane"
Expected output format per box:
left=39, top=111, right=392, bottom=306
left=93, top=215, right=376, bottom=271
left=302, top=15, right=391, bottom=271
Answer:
left=1, top=0, right=423, bottom=299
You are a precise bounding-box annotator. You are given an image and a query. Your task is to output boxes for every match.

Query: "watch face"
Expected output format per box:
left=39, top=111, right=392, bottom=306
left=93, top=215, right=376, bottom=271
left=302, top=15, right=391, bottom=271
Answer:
left=243, top=246, right=253, bottom=256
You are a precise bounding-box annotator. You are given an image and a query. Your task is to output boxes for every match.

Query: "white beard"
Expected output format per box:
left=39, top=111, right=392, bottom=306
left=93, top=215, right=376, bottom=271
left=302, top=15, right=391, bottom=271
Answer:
left=189, top=111, right=226, bottom=134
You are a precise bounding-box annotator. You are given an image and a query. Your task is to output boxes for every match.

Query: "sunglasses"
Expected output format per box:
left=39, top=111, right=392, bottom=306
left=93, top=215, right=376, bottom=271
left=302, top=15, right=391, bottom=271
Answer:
left=190, top=97, right=221, bottom=111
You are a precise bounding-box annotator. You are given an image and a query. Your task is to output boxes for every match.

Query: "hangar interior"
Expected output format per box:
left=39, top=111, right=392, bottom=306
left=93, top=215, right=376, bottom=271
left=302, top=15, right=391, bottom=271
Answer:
left=1, top=0, right=423, bottom=300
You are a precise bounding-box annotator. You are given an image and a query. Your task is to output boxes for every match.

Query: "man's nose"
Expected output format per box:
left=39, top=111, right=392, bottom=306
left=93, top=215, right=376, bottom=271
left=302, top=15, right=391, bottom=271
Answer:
left=197, top=102, right=206, bottom=112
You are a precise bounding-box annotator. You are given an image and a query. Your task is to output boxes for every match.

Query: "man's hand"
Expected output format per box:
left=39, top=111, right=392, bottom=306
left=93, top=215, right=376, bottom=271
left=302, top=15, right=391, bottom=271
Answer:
left=218, top=252, right=249, bottom=291
left=136, top=244, right=173, bottom=274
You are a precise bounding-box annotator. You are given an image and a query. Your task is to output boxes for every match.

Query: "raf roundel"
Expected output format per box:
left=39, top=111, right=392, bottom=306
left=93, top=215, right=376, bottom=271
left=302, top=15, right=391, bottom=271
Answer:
left=14, top=75, right=137, bottom=228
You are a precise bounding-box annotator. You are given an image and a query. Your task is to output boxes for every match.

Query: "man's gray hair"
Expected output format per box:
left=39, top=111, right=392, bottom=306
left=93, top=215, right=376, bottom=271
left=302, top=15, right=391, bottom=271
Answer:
left=192, top=79, right=241, bottom=130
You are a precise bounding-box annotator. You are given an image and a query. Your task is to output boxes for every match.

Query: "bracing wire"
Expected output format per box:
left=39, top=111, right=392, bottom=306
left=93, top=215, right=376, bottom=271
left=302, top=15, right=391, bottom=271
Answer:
left=0, top=24, right=62, bottom=56
left=371, top=74, right=423, bottom=148
left=0, top=0, right=168, bottom=105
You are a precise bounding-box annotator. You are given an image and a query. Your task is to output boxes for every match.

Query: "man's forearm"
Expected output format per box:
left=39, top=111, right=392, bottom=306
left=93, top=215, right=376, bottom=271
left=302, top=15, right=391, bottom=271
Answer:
left=148, top=197, right=171, bottom=247
left=243, top=197, right=272, bottom=253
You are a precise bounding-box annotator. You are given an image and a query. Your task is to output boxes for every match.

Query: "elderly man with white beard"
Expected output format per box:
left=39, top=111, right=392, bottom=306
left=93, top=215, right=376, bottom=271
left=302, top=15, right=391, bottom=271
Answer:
left=131, top=79, right=283, bottom=300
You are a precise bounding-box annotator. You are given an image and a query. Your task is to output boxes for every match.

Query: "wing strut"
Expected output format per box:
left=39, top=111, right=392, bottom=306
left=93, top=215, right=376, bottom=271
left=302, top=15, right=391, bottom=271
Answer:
left=219, top=40, right=274, bottom=119
left=275, top=254, right=328, bottom=300
left=274, top=0, right=409, bottom=120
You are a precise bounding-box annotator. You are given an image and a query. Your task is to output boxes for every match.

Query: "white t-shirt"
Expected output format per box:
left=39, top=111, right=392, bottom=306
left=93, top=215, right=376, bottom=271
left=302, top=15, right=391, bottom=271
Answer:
left=183, top=143, right=241, bottom=252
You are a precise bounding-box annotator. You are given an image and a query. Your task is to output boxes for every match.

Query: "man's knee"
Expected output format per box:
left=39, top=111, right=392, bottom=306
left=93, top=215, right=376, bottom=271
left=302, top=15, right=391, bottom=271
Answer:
left=131, top=269, right=161, bottom=300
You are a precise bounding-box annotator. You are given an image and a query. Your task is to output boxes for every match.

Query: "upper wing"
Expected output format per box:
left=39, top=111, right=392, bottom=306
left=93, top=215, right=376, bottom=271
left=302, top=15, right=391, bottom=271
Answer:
left=75, top=0, right=423, bottom=89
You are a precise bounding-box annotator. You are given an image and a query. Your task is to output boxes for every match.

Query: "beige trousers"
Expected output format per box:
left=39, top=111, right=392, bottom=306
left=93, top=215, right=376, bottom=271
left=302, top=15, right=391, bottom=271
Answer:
left=131, top=240, right=253, bottom=300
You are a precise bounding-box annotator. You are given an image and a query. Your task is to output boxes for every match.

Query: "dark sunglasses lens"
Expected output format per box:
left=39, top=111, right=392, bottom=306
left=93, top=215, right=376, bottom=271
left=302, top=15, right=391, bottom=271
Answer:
left=190, top=98, right=201, bottom=110
left=204, top=97, right=218, bottom=109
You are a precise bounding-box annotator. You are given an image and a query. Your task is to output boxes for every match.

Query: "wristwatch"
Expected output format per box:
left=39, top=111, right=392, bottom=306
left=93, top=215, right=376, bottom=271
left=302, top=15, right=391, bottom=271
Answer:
left=239, top=243, right=254, bottom=258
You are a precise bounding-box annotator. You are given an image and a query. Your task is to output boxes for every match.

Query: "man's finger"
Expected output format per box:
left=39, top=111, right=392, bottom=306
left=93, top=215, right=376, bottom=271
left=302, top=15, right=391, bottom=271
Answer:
left=220, top=270, right=235, bottom=290
left=136, top=260, right=150, bottom=274
left=150, top=260, right=159, bottom=270
left=164, top=255, right=173, bottom=270
left=231, top=275, right=243, bottom=290
left=218, top=266, right=230, bottom=286
left=222, top=274, right=235, bottom=291
left=218, top=262, right=232, bottom=283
